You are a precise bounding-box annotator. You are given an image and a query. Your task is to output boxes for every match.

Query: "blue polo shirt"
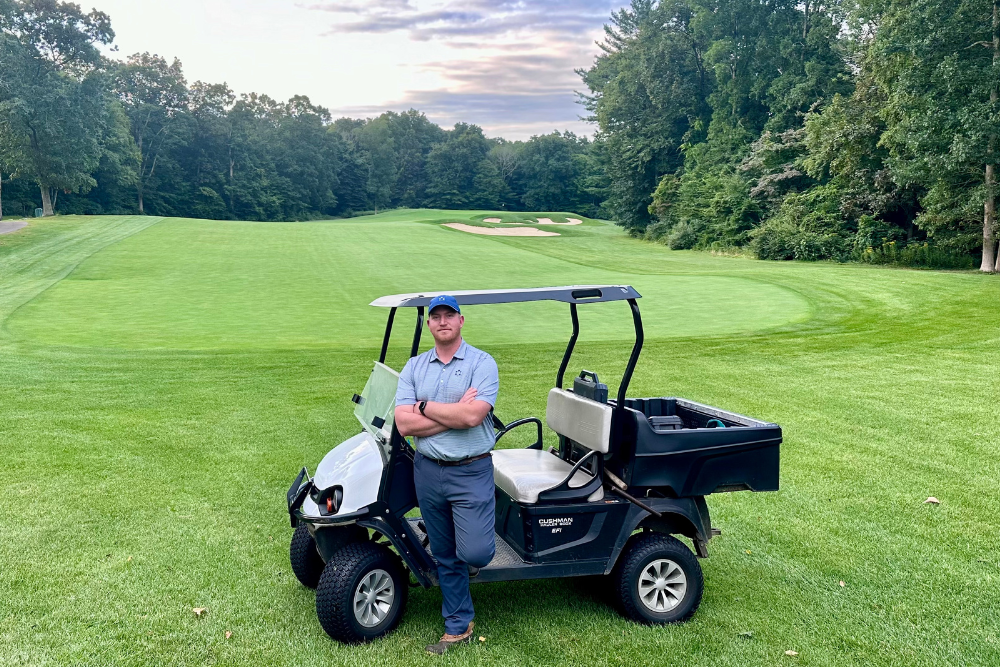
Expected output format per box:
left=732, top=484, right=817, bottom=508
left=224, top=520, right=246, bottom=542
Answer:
left=395, top=340, right=499, bottom=461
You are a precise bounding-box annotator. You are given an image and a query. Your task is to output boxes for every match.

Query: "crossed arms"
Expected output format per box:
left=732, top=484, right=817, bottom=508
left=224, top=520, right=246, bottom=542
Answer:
left=394, top=388, right=493, bottom=437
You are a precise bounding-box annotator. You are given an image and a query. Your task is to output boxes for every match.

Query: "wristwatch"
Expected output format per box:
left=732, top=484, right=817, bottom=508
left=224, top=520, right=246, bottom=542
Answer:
left=418, top=400, right=427, bottom=415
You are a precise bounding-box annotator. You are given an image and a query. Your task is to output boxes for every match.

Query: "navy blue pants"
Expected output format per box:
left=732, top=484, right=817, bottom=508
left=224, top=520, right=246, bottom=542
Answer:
left=413, top=451, right=496, bottom=635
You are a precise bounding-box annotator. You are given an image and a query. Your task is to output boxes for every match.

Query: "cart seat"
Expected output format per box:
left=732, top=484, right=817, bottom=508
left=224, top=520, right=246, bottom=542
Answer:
left=544, top=388, right=613, bottom=454
left=492, top=388, right=613, bottom=504
left=493, top=449, right=604, bottom=503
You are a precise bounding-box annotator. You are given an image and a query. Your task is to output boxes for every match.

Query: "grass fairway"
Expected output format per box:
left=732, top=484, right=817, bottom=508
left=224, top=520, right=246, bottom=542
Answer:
left=0, top=210, right=998, bottom=666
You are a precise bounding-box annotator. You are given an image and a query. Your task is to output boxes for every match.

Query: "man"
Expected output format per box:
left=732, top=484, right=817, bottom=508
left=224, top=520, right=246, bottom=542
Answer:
left=394, top=294, right=499, bottom=655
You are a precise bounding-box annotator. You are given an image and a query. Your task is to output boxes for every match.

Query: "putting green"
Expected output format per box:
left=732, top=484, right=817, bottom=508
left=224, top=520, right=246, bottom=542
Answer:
left=6, top=215, right=809, bottom=350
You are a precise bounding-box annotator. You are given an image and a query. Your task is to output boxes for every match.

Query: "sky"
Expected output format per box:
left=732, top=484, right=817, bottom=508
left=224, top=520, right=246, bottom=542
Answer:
left=94, top=1, right=625, bottom=140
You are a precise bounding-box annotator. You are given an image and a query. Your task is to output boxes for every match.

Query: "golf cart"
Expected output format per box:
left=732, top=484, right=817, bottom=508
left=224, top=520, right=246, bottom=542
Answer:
left=286, top=286, right=781, bottom=643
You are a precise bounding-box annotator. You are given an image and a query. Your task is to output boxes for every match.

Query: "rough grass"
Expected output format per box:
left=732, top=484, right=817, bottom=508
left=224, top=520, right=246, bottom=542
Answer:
left=0, top=211, right=998, bottom=666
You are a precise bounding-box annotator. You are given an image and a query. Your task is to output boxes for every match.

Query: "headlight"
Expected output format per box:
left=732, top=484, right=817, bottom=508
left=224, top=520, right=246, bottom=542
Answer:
left=313, top=485, right=344, bottom=515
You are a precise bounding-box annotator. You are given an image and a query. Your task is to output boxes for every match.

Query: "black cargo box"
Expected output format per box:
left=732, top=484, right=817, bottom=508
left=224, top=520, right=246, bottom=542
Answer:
left=606, top=397, right=781, bottom=496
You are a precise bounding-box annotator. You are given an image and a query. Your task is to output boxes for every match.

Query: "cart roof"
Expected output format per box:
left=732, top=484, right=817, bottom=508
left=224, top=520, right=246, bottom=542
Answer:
left=370, top=285, right=641, bottom=308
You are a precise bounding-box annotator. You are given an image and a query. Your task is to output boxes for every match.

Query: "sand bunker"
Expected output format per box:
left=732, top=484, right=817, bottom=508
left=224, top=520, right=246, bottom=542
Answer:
left=444, top=223, right=559, bottom=237
left=536, top=217, right=582, bottom=225
left=0, top=220, right=28, bottom=235
left=483, top=217, right=502, bottom=223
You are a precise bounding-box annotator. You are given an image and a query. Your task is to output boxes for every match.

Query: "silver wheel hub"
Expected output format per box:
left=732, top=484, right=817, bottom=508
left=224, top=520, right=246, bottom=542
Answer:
left=353, top=568, right=395, bottom=627
left=637, top=558, right=687, bottom=612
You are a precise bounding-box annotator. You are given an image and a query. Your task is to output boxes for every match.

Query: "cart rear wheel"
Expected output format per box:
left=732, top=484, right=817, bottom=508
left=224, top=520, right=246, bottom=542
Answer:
left=290, top=524, right=325, bottom=588
left=315, top=541, right=409, bottom=643
left=613, top=533, right=703, bottom=624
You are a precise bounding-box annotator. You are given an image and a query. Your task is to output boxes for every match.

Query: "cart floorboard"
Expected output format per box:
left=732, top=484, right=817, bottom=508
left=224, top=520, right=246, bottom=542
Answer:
left=406, top=518, right=608, bottom=584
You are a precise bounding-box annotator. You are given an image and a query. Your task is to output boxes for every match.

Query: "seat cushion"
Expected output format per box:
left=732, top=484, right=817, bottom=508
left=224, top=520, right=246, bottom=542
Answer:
left=493, top=449, right=604, bottom=504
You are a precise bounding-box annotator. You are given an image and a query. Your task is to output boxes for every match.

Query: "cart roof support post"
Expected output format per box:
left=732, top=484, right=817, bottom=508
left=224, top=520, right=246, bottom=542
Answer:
left=555, top=303, right=579, bottom=389
left=616, top=298, right=644, bottom=409
left=378, top=307, right=397, bottom=364
left=409, top=306, right=424, bottom=358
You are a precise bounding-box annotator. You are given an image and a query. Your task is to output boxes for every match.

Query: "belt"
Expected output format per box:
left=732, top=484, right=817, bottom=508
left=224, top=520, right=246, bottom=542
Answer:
left=422, top=452, right=492, bottom=467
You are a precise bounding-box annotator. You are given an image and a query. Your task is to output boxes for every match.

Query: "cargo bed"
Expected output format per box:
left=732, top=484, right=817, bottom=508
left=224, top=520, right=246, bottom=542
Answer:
left=606, top=397, right=782, bottom=496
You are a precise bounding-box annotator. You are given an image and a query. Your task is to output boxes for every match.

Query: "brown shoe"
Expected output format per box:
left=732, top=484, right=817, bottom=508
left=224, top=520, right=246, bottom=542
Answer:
left=425, top=621, right=475, bottom=655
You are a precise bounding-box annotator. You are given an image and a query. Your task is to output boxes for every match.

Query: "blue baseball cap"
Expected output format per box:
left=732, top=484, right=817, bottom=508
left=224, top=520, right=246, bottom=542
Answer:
left=428, top=294, right=461, bottom=314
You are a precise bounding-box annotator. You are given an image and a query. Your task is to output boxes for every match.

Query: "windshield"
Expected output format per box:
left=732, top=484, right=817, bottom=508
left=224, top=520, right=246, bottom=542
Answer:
left=354, top=362, right=399, bottom=451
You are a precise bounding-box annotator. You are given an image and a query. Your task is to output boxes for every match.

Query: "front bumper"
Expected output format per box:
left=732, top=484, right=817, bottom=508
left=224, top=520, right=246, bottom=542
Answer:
left=286, top=467, right=312, bottom=527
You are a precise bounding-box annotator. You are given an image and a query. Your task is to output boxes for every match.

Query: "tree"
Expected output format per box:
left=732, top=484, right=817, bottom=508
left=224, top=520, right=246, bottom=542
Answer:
left=869, top=0, right=1000, bottom=271
left=517, top=132, right=587, bottom=211
left=425, top=123, right=495, bottom=208
left=581, top=0, right=851, bottom=242
left=0, top=1, right=608, bottom=223
left=270, top=95, right=340, bottom=219
left=226, top=92, right=283, bottom=221
left=580, top=0, right=713, bottom=232
left=355, top=117, right=396, bottom=212
left=178, top=81, right=234, bottom=218
left=0, top=0, right=116, bottom=215
left=0, top=147, right=20, bottom=220
left=114, top=52, right=188, bottom=213
left=488, top=141, right=520, bottom=207
left=0, top=31, right=23, bottom=220
left=489, top=142, right=519, bottom=186
left=381, top=109, right=444, bottom=208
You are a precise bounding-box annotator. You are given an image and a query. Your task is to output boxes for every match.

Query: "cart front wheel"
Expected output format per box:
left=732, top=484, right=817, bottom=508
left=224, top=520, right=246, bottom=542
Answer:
left=315, top=541, right=409, bottom=643
left=613, top=533, right=703, bottom=624
left=289, top=524, right=325, bottom=588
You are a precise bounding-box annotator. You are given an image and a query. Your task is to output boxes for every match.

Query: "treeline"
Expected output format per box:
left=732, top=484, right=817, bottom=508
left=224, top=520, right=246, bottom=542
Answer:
left=582, top=0, right=1000, bottom=270
left=4, top=0, right=999, bottom=272
left=0, top=1, right=603, bottom=222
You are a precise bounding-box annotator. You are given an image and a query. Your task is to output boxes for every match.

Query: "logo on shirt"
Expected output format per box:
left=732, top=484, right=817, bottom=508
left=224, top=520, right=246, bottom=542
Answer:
left=454, top=370, right=462, bottom=376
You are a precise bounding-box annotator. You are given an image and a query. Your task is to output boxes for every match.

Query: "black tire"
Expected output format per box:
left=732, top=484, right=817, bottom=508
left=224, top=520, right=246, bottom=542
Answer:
left=612, top=532, right=703, bottom=624
left=290, top=524, right=325, bottom=589
left=315, top=541, right=409, bottom=643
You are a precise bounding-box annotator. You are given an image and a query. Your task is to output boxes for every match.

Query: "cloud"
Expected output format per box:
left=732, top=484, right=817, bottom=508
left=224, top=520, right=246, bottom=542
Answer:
left=310, top=1, right=619, bottom=138
left=390, top=49, right=596, bottom=137
left=422, top=52, right=583, bottom=94
left=333, top=89, right=592, bottom=139
left=307, top=0, right=617, bottom=40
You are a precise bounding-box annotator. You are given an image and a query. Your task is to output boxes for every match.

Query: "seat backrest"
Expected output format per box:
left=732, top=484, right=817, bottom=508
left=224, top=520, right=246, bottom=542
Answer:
left=546, top=388, right=613, bottom=454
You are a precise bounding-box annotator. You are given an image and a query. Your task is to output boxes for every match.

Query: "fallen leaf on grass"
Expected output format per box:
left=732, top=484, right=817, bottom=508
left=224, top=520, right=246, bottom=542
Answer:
left=192, top=608, right=207, bottom=618
left=839, top=580, right=846, bottom=587
left=225, top=631, right=232, bottom=640
left=126, top=556, right=132, bottom=563
left=745, top=550, right=752, bottom=555
left=739, top=631, right=754, bottom=639
left=785, top=650, right=799, bottom=656
left=924, top=497, right=940, bottom=504
left=478, top=636, right=485, bottom=642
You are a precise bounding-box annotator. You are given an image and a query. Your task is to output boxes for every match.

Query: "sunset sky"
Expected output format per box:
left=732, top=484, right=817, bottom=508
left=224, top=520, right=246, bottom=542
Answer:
left=96, top=1, right=624, bottom=139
